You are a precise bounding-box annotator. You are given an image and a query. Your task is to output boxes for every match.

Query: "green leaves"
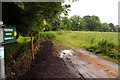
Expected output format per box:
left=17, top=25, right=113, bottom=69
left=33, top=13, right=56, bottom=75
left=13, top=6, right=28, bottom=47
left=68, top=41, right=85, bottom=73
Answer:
left=86, top=39, right=118, bottom=60
left=3, top=2, right=63, bottom=36
left=39, top=32, right=57, bottom=40
left=62, top=4, right=71, bottom=16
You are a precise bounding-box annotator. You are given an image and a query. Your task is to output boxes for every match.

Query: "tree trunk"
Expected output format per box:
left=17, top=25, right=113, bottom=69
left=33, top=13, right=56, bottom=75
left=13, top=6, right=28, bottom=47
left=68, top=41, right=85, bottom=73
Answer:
left=30, top=33, right=34, bottom=60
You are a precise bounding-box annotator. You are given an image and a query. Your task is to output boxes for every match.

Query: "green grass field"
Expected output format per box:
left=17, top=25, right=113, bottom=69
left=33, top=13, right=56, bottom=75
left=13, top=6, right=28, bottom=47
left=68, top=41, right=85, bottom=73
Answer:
left=53, top=31, right=118, bottom=48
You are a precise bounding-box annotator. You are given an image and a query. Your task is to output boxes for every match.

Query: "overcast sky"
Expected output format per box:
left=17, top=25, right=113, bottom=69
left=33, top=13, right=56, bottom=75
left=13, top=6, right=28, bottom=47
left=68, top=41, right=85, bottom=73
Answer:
left=62, top=0, right=120, bottom=25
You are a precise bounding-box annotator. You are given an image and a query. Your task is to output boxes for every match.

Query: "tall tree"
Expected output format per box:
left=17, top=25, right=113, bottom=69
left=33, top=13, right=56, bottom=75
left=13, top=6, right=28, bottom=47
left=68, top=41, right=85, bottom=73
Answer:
left=83, top=15, right=102, bottom=31
left=102, top=23, right=111, bottom=32
left=2, top=2, right=63, bottom=36
left=115, top=25, right=120, bottom=32
left=2, top=2, right=64, bottom=60
left=109, top=23, right=116, bottom=32
left=70, top=15, right=81, bottom=31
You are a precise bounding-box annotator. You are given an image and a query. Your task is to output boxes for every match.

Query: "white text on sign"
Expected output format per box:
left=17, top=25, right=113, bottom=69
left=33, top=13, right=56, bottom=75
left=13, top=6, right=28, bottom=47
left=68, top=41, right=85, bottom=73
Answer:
left=4, top=29, right=13, bottom=32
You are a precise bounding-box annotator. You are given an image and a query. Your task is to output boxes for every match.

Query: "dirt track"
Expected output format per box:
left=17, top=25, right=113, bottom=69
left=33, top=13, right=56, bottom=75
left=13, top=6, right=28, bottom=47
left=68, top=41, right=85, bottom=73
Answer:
left=22, top=40, right=119, bottom=79
left=22, top=40, right=84, bottom=79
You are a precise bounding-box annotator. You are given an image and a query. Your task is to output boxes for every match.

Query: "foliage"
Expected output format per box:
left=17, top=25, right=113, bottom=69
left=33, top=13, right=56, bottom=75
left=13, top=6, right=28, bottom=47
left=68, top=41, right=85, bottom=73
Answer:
left=109, top=23, right=117, bottom=32
left=59, top=15, right=118, bottom=32
left=87, top=39, right=116, bottom=54
left=2, top=2, right=64, bottom=36
left=86, top=39, right=119, bottom=61
left=62, top=4, right=71, bottom=16
left=39, top=32, right=57, bottom=40
left=102, top=23, right=111, bottom=32
left=70, top=15, right=83, bottom=31
left=17, top=36, right=31, bottom=44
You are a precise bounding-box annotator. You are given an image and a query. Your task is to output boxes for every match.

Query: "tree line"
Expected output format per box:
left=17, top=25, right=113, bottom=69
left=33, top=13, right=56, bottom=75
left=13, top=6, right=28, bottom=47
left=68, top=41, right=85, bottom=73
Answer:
left=52, top=15, right=119, bottom=32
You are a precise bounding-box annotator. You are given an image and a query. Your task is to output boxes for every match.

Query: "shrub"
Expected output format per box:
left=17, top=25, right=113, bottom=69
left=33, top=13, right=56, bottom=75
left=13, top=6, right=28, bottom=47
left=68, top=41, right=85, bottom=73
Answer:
left=97, top=39, right=109, bottom=53
left=109, top=51, right=120, bottom=59
left=86, top=39, right=118, bottom=60
left=97, top=39, right=116, bottom=54
left=39, top=32, right=56, bottom=40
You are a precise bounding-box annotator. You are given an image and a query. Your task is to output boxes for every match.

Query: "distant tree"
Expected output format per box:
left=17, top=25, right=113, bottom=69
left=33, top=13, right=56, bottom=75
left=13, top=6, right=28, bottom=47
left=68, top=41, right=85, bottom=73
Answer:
left=83, top=15, right=102, bottom=31
left=51, top=18, right=60, bottom=31
left=70, top=15, right=81, bottom=31
left=59, top=17, right=71, bottom=30
left=115, top=25, right=120, bottom=32
left=83, top=15, right=91, bottom=30
left=102, top=23, right=111, bottom=32
left=109, top=23, right=116, bottom=32
left=91, top=15, right=102, bottom=31
left=79, top=17, right=87, bottom=30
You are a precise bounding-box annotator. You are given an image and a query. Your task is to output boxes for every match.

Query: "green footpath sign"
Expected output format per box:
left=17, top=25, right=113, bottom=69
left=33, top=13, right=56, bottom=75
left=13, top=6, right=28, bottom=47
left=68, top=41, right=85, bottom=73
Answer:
left=4, top=25, right=17, bottom=44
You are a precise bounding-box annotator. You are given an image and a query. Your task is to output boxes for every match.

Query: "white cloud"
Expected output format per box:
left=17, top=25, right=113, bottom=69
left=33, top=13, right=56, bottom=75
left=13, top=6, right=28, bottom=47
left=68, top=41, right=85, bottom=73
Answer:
left=62, top=0, right=120, bottom=25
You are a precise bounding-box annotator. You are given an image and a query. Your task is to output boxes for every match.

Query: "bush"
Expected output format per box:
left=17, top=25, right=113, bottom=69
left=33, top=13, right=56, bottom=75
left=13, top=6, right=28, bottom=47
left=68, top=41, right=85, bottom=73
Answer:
left=109, top=51, right=120, bottom=59
left=97, top=39, right=110, bottom=53
left=97, top=39, right=116, bottom=54
left=86, top=39, right=119, bottom=60
left=39, top=32, right=56, bottom=40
